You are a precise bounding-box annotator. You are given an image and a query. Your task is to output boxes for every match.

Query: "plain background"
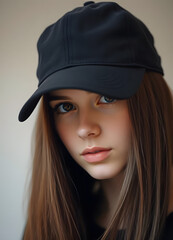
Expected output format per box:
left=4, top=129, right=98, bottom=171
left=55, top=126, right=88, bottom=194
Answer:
left=0, top=0, right=173, bottom=239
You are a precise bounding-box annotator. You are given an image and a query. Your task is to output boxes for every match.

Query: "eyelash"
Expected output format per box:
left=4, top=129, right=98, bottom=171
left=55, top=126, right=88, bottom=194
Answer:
left=53, top=102, right=76, bottom=114
left=99, top=96, right=117, bottom=104
left=52, top=96, right=117, bottom=114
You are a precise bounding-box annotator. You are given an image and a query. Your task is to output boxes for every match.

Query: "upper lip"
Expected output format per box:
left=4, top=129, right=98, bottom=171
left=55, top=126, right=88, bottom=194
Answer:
left=81, top=147, right=112, bottom=155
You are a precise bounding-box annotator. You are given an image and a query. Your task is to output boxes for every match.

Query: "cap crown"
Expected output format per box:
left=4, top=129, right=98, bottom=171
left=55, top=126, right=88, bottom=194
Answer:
left=37, top=1, right=163, bottom=86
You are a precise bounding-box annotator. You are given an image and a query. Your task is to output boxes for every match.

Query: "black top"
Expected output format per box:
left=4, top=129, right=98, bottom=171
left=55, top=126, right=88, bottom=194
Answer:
left=88, top=212, right=173, bottom=240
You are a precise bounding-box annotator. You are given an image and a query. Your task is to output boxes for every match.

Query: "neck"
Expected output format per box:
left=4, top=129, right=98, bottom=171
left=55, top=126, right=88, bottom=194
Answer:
left=100, top=167, right=173, bottom=217
left=93, top=166, right=173, bottom=228
left=100, top=172, right=124, bottom=212
left=93, top=171, right=125, bottom=228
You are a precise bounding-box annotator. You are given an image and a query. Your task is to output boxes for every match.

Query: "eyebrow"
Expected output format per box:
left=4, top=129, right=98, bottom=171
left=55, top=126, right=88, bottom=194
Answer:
left=47, top=95, right=71, bottom=102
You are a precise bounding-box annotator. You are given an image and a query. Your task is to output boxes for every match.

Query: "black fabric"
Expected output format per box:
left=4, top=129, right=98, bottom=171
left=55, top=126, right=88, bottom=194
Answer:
left=161, top=212, right=173, bottom=240
left=19, top=1, right=163, bottom=122
left=88, top=212, right=173, bottom=240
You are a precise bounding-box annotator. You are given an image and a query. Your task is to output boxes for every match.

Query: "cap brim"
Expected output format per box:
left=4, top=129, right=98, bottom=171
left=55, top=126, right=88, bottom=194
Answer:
left=18, top=65, right=145, bottom=122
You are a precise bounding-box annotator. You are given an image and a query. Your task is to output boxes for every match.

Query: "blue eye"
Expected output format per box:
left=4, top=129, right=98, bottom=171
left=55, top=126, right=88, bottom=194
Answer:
left=54, top=102, right=75, bottom=113
left=99, top=96, right=117, bottom=104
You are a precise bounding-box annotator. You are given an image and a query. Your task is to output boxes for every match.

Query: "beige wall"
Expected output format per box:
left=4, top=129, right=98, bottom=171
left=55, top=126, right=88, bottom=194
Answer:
left=1, top=0, right=172, bottom=239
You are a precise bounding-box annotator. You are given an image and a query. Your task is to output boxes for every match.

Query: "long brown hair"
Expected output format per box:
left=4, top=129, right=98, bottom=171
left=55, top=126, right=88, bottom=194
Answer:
left=23, top=72, right=173, bottom=240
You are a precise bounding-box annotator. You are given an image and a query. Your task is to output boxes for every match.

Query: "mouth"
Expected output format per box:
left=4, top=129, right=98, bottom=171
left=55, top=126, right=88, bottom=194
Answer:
left=81, top=147, right=112, bottom=163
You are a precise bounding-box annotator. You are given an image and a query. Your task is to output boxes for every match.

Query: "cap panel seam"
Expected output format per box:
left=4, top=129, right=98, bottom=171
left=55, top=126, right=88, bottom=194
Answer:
left=126, top=12, right=135, bottom=64
left=62, top=15, right=67, bottom=64
left=67, top=13, right=72, bottom=64
left=64, top=14, right=70, bottom=65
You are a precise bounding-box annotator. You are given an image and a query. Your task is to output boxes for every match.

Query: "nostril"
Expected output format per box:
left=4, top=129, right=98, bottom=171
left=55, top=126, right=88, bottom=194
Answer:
left=88, top=132, right=95, bottom=136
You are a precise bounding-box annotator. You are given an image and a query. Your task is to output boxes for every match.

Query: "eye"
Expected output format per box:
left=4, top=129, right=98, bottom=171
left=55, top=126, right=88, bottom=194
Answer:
left=53, top=102, right=75, bottom=113
left=99, top=96, right=117, bottom=104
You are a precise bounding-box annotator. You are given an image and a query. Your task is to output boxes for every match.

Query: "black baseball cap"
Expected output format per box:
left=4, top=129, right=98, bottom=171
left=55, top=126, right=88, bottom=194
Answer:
left=18, top=1, right=163, bottom=122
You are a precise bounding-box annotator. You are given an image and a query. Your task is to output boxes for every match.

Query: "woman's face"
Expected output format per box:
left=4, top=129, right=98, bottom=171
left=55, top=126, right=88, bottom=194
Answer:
left=49, top=89, right=132, bottom=180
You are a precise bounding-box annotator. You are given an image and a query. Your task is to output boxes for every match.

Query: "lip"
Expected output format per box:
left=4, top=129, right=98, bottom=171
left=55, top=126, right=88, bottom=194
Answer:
left=81, top=147, right=112, bottom=163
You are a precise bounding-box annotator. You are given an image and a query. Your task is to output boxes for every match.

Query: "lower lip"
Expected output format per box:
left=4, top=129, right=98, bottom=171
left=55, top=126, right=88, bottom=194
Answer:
left=82, top=150, right=111, bottom=163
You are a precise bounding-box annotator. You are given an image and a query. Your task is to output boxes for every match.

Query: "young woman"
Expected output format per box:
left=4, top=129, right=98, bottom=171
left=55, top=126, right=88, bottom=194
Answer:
left=19, top=2, right=173, bottom=240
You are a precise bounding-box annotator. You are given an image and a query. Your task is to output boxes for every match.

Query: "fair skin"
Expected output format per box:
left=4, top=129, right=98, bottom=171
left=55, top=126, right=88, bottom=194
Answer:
left=49, top=89, right=131, bottom=180
left=49, top=89, right=131, bottom=226
left=49, top=89, right=173, bottom=227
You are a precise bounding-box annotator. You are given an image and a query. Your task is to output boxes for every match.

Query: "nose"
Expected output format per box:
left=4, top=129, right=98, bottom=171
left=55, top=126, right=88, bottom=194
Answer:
left=77, top=109, right=101, bottom=139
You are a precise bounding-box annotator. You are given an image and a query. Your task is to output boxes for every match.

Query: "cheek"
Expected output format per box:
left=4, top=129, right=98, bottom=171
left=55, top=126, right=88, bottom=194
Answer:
left=55, top=120, right=76, bottom=152
left=105, top=110, right=132, bottom=149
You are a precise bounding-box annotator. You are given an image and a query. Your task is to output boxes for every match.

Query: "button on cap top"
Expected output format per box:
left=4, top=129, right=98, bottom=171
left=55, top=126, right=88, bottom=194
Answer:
left=84, top=1, right=95, bottom=6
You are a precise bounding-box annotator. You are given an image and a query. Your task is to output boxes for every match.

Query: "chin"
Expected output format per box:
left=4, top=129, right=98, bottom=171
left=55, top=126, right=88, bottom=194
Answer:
left=86, top=165, right=125, bottom=180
